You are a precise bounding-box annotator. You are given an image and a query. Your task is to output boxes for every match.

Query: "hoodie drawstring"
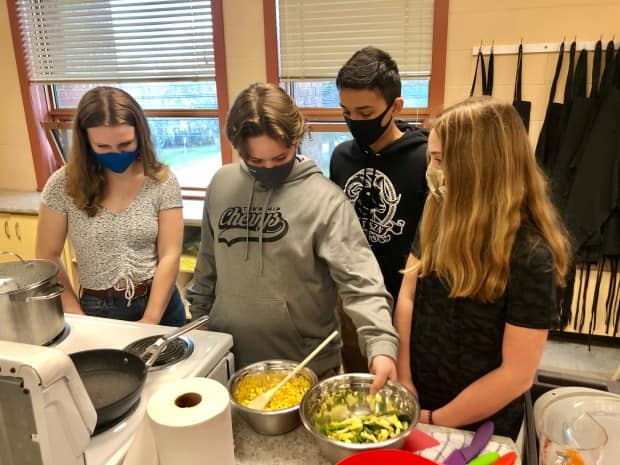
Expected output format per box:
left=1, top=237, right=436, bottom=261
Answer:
left=244, top=177, right=273, bottom=276
left=361, top=155, right=379, bottom=240
left=245, top=178, right=257, bottom=261
left=258, top=190, right=273, bottom=276
left=362, top=162, right=370, bottom=238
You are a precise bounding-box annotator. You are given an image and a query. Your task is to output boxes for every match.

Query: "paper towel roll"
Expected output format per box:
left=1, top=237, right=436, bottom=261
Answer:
left=147, top=377, right=235, bottom=465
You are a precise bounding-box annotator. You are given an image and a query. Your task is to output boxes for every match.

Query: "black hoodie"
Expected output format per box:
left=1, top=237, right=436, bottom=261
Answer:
left=330, top=121, right=428, bottom=301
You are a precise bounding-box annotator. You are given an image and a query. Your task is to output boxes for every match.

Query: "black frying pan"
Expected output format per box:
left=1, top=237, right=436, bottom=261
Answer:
left=69, top=349, right=147, bottom=432
left=68, top=316, right=209, bottom=433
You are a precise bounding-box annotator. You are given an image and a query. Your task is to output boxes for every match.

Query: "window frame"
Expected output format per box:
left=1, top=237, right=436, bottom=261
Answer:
left=7, top=0, right=232, bottom=194
left=262, top=0, right=449, bottom=129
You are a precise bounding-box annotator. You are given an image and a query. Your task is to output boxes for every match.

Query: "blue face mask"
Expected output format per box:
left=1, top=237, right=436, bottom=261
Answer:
left=91, top=149, right=139, bottom=173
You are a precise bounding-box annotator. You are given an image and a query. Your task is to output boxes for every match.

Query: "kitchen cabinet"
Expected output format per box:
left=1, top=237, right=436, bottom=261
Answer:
left=0, top=212, right=76, bottom=288
left=0, top=213, right=38, bottom=260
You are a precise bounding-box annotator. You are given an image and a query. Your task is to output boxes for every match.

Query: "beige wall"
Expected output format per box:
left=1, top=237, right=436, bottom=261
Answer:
left=222, top=0, right=267, bottom=103
left=0, top=4, right=36, bottom=191
left=2, top=0, right=619, bottom=190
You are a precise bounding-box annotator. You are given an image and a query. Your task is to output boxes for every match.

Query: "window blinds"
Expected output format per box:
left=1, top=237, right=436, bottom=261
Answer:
left=278, top=0, right=434, bottom=80
left=15, top=0, right=214, bottom=83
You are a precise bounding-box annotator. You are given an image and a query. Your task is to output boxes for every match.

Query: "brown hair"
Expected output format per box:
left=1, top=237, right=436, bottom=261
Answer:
left=418, top=97, right=571, bottom=301
left=225, top=83, right=306, bottom=158
left=65, top=86, right=168, bottom=216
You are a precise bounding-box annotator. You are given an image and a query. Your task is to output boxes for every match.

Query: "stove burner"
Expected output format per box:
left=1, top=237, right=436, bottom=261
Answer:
left=44, top=323, right=70, bottom=346
left=92, top=398, right=140, bottom=436
left=123, top=335, right=193, bottom=370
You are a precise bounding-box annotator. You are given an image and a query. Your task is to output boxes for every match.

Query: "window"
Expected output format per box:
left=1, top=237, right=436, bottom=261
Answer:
left=263, top=0, right=448, bottom=173
left=9, top=0, right=230, bottom=194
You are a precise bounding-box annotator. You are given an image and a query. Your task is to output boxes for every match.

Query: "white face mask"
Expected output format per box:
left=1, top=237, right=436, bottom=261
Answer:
left=426, top=167, right=446, bottom=200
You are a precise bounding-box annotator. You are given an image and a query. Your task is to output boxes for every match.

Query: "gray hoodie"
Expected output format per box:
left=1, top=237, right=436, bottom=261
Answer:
left=186, top=157, right=398, bottom=375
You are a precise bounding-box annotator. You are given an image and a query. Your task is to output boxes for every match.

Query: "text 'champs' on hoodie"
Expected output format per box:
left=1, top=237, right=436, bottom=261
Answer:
left=330, top=121, right=428, bottom=300
left=186, top=156, right=398, bottom=375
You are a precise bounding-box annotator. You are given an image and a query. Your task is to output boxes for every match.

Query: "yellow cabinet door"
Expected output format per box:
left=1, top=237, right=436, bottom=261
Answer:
left=0, top=213, right=12, bottom=259
left=11, top=214, right=39, bottom=260
left=0, top=213, right=37, bottom=262
left=0, top=212, right=76, bottom=289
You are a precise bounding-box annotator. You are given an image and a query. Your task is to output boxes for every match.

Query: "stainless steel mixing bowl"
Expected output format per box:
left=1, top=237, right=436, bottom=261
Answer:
left=300, top=373, right=420, bottom=464
left=229, top=359, right=318, bottom=435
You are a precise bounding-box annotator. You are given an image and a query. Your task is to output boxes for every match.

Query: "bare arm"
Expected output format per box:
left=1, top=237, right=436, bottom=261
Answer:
left=139, top=207, right=184, bottom=324
left=36, top=203, right=83, bottom=314
left=428, top=323, right=548, bottom=427
left=394, top=253, right=420, bottom=394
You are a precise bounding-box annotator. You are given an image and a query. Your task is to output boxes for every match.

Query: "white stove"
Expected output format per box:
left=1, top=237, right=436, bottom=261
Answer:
left=57, top=314, right=234, bottom=387
left=0, top=314, right=234, bottom=465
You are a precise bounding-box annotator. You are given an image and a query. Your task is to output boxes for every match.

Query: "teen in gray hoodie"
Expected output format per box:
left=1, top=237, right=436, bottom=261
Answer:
left=186, top=83, right=399, bottom=388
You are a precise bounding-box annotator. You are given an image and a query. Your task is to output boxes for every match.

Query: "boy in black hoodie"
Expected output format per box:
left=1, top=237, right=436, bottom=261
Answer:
left=330, top=46, right=428, bottom=371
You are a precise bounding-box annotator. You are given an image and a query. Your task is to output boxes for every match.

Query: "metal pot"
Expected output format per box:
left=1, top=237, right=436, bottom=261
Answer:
left=0, top=252, right=65, bottom=345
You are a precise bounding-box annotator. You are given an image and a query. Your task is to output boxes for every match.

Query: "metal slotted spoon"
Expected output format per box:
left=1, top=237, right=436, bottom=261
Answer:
left=141, top=314, right=209, bottom=367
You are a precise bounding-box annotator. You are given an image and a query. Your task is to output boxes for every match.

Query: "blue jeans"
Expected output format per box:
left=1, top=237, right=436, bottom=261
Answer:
left=80, top=286, right=187, bottom=327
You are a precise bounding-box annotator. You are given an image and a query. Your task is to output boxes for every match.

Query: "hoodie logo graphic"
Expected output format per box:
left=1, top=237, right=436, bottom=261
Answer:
left=218, top=206, right=289, bottom=246
left=344, top=169, right=405, bottom=244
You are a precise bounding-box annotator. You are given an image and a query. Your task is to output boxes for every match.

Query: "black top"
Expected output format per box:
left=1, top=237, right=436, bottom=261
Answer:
left=410, top=228, right=558, bottom=439
left=330, top=122, right=428, bottom=301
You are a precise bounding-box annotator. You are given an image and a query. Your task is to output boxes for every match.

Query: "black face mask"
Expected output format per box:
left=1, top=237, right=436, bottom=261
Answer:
left=344, top=103, right=393, bottom=149
left=246, top=155, right=296, bottom=189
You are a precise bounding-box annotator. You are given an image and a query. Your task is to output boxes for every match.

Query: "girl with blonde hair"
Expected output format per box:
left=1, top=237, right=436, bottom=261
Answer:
left=394, top=96, right=571, bottom=438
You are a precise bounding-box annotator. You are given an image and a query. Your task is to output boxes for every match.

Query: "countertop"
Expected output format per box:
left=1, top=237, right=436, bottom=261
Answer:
left=0, top=189, right=205, bottom=225
left=232, top=412, right=521, bottom=465
left=0, top=189, right=41, bottom=214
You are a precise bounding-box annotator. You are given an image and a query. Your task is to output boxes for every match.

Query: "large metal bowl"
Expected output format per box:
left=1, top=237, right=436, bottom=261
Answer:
left=228, top=359, right=318, bottom=435
left=300, top=373, right=420, bottom=464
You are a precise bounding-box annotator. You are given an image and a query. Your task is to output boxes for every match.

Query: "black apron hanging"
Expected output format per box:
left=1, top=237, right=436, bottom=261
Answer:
left=564, top=48, right=620, bottom=257
left=470, top=47, right=494, bottom=97
left=563, top=46, right=620, bottom=338
left=535, top=41, right=577, bottom=173
left=550, top=41, right=600, bottom=211
left=548, top=43, right=599, bottom=330
left=512, top=43, right=531, bottom=131
left=599, top=47, right=620, bottom=338
left=485, top=47, right=494, bottom=96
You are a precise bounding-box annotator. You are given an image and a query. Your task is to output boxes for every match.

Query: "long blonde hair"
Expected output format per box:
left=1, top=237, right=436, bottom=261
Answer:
left=65, top=86, right=168, bottom=216
left=418, top=97, right=571, bottom=302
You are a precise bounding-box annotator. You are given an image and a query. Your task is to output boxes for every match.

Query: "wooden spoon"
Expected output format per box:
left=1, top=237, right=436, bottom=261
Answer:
left=247, top=330, right=339, bottom=410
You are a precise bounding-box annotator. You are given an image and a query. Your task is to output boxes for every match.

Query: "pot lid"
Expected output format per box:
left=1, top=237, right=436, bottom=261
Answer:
left=0, top=259, right=58, bottom=295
